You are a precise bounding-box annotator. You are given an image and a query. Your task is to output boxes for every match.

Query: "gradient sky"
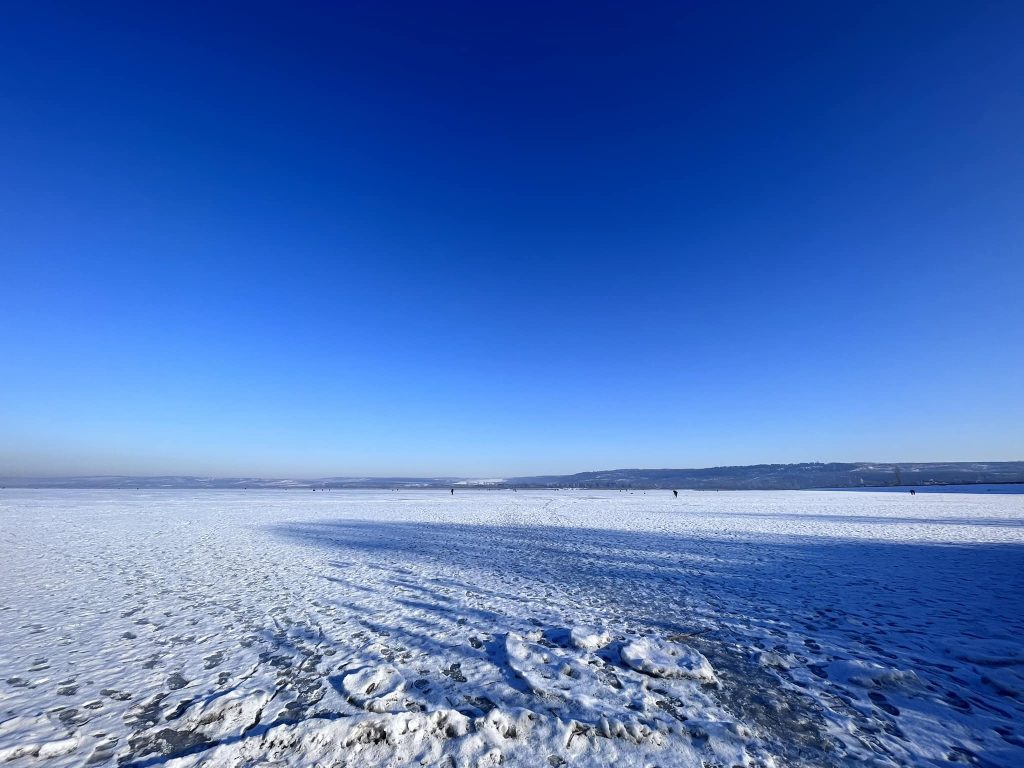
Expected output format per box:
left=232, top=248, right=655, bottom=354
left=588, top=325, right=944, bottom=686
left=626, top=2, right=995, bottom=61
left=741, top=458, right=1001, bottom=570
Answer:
left=1, top=1, right=1022, bottom=477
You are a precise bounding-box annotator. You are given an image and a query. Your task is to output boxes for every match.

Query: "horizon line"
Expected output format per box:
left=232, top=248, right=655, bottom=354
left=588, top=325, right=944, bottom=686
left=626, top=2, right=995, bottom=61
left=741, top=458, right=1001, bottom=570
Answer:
left=4, top=458, right=1023, bottom=482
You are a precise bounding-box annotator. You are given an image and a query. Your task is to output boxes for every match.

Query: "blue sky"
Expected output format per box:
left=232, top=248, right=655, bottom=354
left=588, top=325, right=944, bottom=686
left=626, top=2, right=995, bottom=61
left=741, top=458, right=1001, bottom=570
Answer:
left=1, top=1, right=1022, bottom=477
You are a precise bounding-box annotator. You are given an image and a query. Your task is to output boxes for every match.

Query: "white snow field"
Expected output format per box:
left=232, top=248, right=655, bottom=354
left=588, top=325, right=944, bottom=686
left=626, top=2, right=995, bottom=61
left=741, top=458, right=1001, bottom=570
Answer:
left=1, top=490, right=1022, bottom=768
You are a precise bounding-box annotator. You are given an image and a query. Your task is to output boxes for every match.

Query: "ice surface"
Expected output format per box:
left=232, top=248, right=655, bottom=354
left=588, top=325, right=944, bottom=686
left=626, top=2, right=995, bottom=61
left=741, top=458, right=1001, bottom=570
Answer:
left=1, top=488, right=1022, bottom=766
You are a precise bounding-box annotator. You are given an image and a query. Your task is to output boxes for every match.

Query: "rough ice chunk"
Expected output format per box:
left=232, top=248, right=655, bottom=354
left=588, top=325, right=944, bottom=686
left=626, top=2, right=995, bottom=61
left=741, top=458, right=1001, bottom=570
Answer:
left=570, top=626, right=611, bottom=652
left=620, top=638, right=717, bottom=683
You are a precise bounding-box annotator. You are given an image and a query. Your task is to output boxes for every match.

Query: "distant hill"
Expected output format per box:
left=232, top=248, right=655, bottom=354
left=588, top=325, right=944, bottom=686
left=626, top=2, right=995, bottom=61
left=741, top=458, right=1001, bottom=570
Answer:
left=2, top=462, right=1023, bottom=490
left=507, top=462, right=1024, bottom=490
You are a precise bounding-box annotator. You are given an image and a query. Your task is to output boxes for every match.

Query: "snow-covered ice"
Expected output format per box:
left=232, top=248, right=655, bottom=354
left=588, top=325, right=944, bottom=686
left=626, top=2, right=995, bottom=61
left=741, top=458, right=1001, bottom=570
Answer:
left=1, top=489, right=1022, bottom=766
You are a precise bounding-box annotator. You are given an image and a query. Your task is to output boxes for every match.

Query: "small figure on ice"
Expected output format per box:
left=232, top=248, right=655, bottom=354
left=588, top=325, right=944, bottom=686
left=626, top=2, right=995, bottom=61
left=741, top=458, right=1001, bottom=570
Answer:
left=673, top=489, right=678, bottom=498
left=451, top=488, right=454, bottom=495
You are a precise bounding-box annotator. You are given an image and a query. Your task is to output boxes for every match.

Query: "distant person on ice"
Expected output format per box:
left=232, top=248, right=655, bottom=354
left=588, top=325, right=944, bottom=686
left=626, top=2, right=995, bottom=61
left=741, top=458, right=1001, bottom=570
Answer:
left=673, top=490, right=678, bottom=498
left=451, top=488, right=454, bottom=495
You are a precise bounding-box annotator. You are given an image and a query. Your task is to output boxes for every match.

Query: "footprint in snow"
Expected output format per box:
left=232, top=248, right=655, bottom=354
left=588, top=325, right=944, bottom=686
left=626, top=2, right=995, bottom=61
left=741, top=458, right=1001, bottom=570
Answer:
left=166, top=673, right=189, bottom=690
left=442, top=663, right=467, bottom=683
left=868, top=690, right=901, bottom=715
left=203, top=651, right=224, bottom=669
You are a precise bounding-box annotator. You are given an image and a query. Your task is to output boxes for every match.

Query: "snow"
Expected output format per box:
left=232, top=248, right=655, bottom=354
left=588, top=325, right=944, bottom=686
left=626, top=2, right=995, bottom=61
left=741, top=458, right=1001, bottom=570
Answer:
left=1, top=488, right=1022, bottom=767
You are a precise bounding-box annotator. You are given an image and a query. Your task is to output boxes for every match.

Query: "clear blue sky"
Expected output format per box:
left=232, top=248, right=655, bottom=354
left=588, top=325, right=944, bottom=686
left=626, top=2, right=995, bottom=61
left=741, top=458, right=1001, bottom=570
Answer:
left=1, top=1, right=1022, bottom=477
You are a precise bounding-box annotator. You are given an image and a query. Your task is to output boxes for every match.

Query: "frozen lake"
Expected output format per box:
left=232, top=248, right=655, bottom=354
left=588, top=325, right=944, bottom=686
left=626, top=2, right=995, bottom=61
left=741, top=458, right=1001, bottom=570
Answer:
left=1, top=489, right=1022, bottom=767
